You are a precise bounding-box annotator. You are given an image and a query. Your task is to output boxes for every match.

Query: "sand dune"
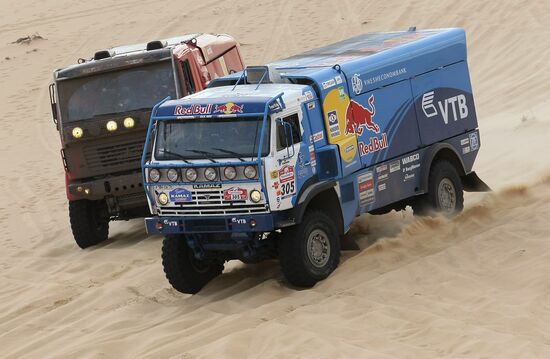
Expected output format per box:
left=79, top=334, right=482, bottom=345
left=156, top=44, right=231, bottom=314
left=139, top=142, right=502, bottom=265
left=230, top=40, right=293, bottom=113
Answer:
left=1, top=0, right=549, bottom=357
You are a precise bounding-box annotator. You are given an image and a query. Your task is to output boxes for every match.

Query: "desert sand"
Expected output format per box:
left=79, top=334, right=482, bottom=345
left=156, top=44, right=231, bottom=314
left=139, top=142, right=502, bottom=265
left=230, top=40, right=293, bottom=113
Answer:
left=1, top=0, right=549, bottom=357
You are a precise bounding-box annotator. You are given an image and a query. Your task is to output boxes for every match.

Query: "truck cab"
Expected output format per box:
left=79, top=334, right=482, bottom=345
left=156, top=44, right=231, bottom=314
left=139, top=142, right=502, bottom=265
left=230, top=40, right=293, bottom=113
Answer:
left=142, top=28, right=489, bottom=293
left=50, top=34, right=245, bottom=248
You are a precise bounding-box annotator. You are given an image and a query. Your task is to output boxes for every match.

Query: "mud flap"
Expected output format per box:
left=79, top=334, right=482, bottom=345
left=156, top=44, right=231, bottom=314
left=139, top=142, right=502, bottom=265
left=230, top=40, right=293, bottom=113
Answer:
left=462, top=171, right=491, bottom=192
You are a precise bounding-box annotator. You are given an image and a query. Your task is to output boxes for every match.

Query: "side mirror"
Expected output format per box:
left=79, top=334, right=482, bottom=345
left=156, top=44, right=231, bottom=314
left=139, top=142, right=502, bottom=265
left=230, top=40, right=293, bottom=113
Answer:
left=48, top=83, right=59, bottom=129
left=276, top=118, right=295, bottom=159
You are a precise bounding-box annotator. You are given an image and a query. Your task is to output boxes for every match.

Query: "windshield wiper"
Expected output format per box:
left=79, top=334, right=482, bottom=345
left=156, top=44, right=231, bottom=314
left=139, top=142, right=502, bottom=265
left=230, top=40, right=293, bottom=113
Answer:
left=157, top=149, right=191, bottom=163
left=185, top=149, right=218, bottom=163
left=212, top=148, right=246, bottom=162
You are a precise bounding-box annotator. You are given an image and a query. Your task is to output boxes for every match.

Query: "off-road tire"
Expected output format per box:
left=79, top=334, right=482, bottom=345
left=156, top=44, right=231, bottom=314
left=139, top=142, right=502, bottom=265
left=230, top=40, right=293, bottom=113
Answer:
left=279, top=209, right=340, bottom=287
left=412, top=160, right=464, bottom=216
left=69, top=199, right=109, bottom=249
left=162, top=235, right=224, bottom=294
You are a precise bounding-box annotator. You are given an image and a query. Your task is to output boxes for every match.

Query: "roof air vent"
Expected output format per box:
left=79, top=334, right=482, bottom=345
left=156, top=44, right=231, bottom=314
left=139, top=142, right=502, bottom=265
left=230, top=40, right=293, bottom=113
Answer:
left=93, top=50, right=112, bottom=60
left=146, top=40, right=167, bottom=51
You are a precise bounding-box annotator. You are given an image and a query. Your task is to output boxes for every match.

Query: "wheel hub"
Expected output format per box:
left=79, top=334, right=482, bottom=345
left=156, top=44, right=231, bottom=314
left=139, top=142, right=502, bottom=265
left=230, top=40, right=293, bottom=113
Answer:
left=438, top=178, right=456, bottom=213
left=306, top=229, right=331, bottom=268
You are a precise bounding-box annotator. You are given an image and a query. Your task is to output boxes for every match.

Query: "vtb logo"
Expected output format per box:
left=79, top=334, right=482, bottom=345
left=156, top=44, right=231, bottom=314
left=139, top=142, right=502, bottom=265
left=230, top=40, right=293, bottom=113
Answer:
left=422, top=91, right=469, bottom=124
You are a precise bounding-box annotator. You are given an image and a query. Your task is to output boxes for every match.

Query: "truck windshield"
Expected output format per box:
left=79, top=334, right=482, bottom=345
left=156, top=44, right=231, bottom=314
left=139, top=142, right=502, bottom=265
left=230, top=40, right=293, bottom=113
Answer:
left=57, top=60, right=176, bottom=123
left=155, top=117, right=270, bottom=160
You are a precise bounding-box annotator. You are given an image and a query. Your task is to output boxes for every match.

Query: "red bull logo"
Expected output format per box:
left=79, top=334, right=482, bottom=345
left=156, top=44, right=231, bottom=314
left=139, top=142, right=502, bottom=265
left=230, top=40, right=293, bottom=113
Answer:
left=214, top=102, right=244, bottom=115
left=174, top=104, right=212, bottom=116
left=345, top=94, right=380, bottom=136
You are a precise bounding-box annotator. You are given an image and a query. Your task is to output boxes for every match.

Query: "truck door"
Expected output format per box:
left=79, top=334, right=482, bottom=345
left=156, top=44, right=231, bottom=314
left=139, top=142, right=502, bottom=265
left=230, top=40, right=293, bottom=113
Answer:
left=265, top=109, right=313, bottom=211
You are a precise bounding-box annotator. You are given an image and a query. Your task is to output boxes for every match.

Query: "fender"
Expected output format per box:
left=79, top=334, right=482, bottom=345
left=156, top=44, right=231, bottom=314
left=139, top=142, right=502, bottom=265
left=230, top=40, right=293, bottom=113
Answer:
left=275, top=180, right=336, bottom=228
left=419, top=143, right=466, bottom=193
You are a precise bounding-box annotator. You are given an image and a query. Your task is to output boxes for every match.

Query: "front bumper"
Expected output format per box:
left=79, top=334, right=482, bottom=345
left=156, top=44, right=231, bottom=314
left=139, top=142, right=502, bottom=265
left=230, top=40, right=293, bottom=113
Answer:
left=145, top=213, right=275, bottom=235
left=68, top=171, right=146, bottom=203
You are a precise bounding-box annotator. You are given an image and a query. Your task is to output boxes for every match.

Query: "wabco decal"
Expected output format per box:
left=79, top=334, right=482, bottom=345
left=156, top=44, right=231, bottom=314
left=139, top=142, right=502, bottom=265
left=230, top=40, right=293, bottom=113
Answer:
left=421, top=90, right=469, bottom=124
left=174, top=104, right=212, bottom=116
left=169, top=188, right=192, bottom=202
left=214, top=102, right=244, bottom=114
left=345, top=95, right=379, bottom=135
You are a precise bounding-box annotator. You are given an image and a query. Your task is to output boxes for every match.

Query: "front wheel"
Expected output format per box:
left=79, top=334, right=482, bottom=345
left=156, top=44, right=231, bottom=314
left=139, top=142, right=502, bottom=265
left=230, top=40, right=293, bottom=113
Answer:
left=279, top=209, right=340, bottom=287
left=162, top=235, right=224, bottom=294
left=69, top=199, right=109, bottom=249
left=412, top=160, right=464, bottom=216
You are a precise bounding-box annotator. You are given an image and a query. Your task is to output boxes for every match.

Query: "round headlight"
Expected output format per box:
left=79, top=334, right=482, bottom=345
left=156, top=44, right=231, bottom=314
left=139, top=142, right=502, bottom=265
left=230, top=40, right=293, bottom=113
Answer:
left=204, top=167, right=217, bottom=181
left=106, top=120, right=118, bottom=132
left=123, top=117, right=135, bottom=128
left=185, top=168, right=198, bottom=182
left=250, top=190, right=262, bottom=203
left=72, top=127, right=83, bottom=139
left=149, top=168, right=160, bottom=182
left=244, top=165, right=257, bottom=179
left=158, top=192, right=169, bottom=205
left=224, top=166, right=237, bottom=180
left=167, top=168, right=179, bottom=182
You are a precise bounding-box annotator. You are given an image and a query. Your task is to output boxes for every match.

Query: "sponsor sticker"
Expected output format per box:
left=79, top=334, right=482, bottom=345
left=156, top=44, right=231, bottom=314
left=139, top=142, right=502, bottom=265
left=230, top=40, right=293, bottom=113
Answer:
left=402, top=153, right=420, bottom=165
left=214, top=102, right=244, bottom=115
left=335, top=75, right=343, bottom=85
left=403, top=163, right=420, bottom=173
left=312, top=131, right=324, bottom=142
left=404, top=173, right=415, bottom=182
left=358, top=172, right=375, bottom=206
left=327, top=110, right=341, bottom=137
left=304, top=91, right=314, bottom=100
left=169, top=188, right=192, bottom=202
left=376, top=164, right=388, bottom=173
left=462, top=146, right=471, bottom=154
left=351, top=73, right=363, bottom=95
left=270, top=170, right=279, bottom=179
left=389, top=160, right=401, bottom=173
left=469, top=132, right=479, bottom=151
left=308, top=102, right=315, bottom=110
left=174, top=104, right=212, bottom=116
left=378, top=173, right=389, bottom=181
left=224, top=187, right=247, bottom=201
left=460, top=138, right=470, bottom=146
left=359, top=134, right=388, bottom=156
left=378, top=183, right=387, bottom=191
left=279, top=165, right=295, bottom=183
left=322, top=78, right=336, bottom=89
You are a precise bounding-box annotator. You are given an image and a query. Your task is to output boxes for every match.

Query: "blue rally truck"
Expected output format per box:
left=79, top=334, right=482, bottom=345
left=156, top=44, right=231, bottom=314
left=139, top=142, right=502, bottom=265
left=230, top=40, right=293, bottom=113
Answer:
left=141, top=28, right=489, bottom=293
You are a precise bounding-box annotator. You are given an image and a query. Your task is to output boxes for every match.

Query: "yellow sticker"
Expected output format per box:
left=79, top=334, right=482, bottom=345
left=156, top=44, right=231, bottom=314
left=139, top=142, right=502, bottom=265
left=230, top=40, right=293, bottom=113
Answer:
left=322, top=88, right=357, bottom=163
left=270, top=170, right=279, bottom=179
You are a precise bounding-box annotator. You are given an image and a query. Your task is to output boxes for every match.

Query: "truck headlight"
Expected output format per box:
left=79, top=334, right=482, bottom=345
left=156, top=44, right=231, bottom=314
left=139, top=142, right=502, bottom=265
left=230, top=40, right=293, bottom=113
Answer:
left=72, top=127, right=83, bottom=139
left=185, top=168, right=198, bottom=182
left=224, top=166, right=237, bottom=180
left=106, top=120, right=118, bottom=132
left=167, top=168, right=179, bottom=182
left=149, top=168, right=160, bottom=182
left=244, top=165, right=257, bottom=179
left=123, top=117, right=135, bottom=128
left=250, top=190, right=261, bottom=203
left=158, top=192, right=169, bottom=205
left=204, top=167, right=217, bottom=181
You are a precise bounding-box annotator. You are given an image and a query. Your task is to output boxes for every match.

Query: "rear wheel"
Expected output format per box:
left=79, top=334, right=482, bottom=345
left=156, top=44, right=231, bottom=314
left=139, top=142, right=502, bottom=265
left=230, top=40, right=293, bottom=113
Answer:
left=69, top=199, right=109, bottom=249
left=412, top=160, right=464, bottom=216
left=279, top=209, right=340, bottom=287
left=162, top=235, right=224, bottom=294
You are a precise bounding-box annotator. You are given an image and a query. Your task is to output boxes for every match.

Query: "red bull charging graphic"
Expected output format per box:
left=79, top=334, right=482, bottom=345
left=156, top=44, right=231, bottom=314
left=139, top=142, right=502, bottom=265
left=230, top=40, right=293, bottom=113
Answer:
left=214, top=102, right=244, bottom=115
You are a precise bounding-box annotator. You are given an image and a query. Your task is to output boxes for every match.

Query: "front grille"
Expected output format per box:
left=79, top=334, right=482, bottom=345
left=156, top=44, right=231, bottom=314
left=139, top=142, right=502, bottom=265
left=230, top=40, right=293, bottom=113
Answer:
left=159, top=188, right=269, bottom=216
left=83, top=139, right=144, bottom=172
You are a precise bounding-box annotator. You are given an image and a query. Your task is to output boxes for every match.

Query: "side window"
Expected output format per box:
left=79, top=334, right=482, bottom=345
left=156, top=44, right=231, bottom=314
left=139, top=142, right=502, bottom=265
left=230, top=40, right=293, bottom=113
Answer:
left=181, top=60, right=196, bottom=95
left=277, top=113, right=302, bottom=151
